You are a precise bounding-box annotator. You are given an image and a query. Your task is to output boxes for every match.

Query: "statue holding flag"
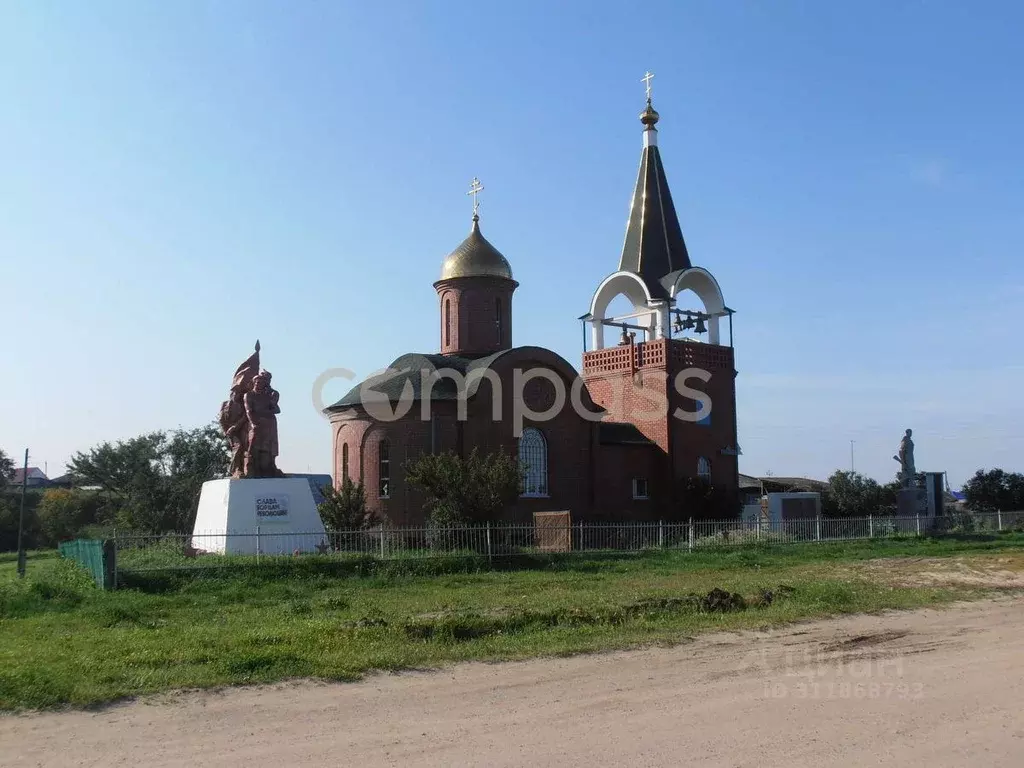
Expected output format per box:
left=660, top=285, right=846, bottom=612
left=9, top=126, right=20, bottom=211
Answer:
left=218, top=341, right=283, bottom=478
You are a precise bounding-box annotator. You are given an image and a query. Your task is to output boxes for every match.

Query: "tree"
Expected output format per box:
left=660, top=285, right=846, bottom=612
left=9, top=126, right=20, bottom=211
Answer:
left=0, top=448, right=15, bottom=489
left=822, top=470, right=885, bottom=517
left=0, top=491, right=42, bottom=552
left=963, top=468, right=1024, bottom=513
left=405, top=448, right=523, bottom=525
left=68, top=424, right=229, bottom=532
left=318, top=477, right=376, bottom=530
left=36, top=488, right=104, bottom=546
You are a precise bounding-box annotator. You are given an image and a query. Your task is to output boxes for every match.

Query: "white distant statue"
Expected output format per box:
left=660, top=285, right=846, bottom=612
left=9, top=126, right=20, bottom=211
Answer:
left=892, top=428, right=916, bottom=486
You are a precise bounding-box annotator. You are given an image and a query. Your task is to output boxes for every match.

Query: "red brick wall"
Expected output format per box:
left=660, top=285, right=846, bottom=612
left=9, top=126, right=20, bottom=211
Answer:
left=327, top=337, right=736, bottom=526
left=592, top=443, right=664, bottom=521
left=434, top=276, right=516, bottom=356
left=582, top=337, right=738, bottom=501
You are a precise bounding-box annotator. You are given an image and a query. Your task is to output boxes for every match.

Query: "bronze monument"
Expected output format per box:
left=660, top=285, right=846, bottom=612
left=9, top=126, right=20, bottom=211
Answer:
left=219, top=341, right=284, bottom=479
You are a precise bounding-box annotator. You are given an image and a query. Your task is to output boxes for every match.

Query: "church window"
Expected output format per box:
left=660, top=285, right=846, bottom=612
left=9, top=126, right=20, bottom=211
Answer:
left=444, top=299, right=451, bottom=347
left=632, top=477, right=649, bottom=499
left=431, top=414, right=441, bottom=454
left=379, top=439, right=391, bottom=498
left=518, top=428, right=548, bottom=497
left=495, top=297, right=503, bottom=345
left=697, top=456, right=711, bottom=483
left=341, top=443, right=349, bottom=481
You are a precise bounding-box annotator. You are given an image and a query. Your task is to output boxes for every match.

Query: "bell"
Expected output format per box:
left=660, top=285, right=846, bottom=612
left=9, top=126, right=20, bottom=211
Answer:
left=673, top=317, right=684, bottom=333
left=694, top=315, right=707, bottom=334
left=681, top=314, right=696, bottom=331
left=619, top=324, right=630, bottom=345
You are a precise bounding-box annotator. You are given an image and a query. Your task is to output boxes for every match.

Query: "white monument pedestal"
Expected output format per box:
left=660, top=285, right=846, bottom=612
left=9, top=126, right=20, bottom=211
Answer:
left=191, top=478, right=328, bottom=555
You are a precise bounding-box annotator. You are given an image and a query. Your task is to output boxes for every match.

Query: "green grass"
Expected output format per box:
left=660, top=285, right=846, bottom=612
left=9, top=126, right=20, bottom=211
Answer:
left=1, top=533, right=1023, bottom=711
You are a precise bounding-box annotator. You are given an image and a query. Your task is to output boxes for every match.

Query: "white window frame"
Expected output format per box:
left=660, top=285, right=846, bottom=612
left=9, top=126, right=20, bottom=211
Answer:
left=379, top=439, right=391, bottom=499
left=632, top=477, right=649, bottom=500
left=518, top=427, right=549, bottom=498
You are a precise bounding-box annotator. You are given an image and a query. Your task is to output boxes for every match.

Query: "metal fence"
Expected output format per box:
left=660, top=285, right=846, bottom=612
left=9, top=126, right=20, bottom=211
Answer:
left=110, top=510, right=1024, bottom=581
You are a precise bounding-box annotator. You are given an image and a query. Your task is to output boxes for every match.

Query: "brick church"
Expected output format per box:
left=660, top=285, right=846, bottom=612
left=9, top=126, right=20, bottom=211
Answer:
left=325, top=86, right=740, bottom=525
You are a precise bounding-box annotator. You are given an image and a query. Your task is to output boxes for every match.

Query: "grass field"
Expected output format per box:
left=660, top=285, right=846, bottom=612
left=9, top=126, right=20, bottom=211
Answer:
left=2, top=534, right=1023, bottom=711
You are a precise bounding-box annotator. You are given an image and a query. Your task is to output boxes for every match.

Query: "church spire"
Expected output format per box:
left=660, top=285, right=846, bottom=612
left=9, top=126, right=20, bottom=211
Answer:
left=618, top=72, right=691, bottom=297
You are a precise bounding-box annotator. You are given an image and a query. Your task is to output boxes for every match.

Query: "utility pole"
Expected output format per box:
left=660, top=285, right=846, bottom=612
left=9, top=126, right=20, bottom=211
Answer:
left=17, top=449, right=28, bottom=578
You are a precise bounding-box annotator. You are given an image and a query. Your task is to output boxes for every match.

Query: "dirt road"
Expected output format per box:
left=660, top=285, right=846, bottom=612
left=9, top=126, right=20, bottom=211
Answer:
left=3, top=598, right=1023, bottom=767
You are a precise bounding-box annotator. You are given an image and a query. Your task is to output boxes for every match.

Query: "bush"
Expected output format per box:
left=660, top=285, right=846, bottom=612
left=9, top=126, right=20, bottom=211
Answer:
left=406, top=448, right=522, bottom=526
left=318, top=478, right=376, bottom=532
left=36, top=489, right=105, bottom=546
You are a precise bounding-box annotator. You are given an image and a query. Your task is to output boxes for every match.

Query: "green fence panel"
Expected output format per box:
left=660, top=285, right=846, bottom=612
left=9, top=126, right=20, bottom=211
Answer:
left=58, top=538, right=115, bottom=590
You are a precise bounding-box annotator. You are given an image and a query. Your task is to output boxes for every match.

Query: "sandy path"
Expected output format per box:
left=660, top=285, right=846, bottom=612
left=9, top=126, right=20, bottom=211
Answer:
left=3, top=598, right=1023, bottom=767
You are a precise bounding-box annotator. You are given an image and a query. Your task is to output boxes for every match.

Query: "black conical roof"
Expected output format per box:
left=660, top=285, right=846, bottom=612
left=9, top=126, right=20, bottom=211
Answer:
left=618, top=103, right=691, bottom=298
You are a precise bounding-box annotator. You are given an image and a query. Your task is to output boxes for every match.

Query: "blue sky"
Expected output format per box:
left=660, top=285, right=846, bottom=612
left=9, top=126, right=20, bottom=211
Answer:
left=2, top=1, right=1022, bottom=488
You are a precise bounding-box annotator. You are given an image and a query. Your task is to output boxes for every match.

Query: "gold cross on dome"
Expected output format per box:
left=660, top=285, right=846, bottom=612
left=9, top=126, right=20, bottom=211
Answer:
left=641, top=71, right=654, bottom=101
left=467, top=177, right=484, bottom=216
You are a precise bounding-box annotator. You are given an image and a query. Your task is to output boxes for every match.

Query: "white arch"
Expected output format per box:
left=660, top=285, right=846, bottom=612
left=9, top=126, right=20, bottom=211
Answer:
left=587, top=271, right=665, bottom=350
left=668, top=267, right=727, bottom=345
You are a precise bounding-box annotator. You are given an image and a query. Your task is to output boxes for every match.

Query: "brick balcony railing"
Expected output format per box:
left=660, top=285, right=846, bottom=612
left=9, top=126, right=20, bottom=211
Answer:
left=582, top=338, right=733, bottom=376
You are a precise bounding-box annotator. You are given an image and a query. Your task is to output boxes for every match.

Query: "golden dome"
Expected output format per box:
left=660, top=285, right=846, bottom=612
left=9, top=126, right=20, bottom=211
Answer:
left=439, top=215, right=514, bottom=281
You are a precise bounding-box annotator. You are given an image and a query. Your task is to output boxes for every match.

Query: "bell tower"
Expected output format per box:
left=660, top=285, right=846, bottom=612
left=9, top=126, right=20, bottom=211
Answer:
left=434, top=179, right=518, bottom=357
left=581, top=74, right=740, bottom=505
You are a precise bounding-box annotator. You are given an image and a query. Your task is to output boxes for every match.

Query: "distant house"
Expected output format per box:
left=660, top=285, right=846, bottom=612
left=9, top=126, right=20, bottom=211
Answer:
left=10, top=467, right=49, bottom=487
left=47, top=474, right=75, bottom=489
left=738, top=473, right=828, bottom=505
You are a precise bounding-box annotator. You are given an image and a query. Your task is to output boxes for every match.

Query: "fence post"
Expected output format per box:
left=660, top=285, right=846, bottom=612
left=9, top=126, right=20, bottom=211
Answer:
left=815, top=515, right=821, bottom=542
left=998, top=509, right=1003, bottom=532
left=756, top=517, right=761, bottom=543
left=658, top=520, right=664, bottom=549
left=103, top=538, right=117, bottom=591
left=486, top=521, right=493, bottom=563
left=869, top=514, right=874, bottom=539
left=579, top=520, right=584, bottom=552
left=379, top=527, right=386, bottom=559
left=915, top=514, right=921, bottom=536
left=256, top=526, right=261, bottom=565
left=688, top=517, right=694, bottom=552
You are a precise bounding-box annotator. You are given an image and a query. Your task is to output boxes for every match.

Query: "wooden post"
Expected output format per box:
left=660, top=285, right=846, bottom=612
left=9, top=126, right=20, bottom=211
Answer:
left=915, top=514, right=921, bottom=536
left=658, top=520, right=664, bottom=549
left=379, top=527, right=386, bottom=558
left=869, top=514, right=874, bottom=539
left=998, top=509, right=1003, bottom=532
left=815, top=515, right=821, bottom=542
left=486, top=521, right=493, bottom=563
left=688, top=517, right=694, bottom=552
left=103, top=539, right=117, bottom=591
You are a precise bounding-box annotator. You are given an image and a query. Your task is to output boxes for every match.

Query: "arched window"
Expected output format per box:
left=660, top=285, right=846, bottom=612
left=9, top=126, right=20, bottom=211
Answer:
left=444, top=299, right=451, bottom=347
left=379, top=439, right=391, bottom=499
left=697, top=456, right=711, bottom=483
left=341, top=443, right=349, bottom=482
left=518, top=428, right=548, bottom=497
left=495, top=296, right=503, bottom=345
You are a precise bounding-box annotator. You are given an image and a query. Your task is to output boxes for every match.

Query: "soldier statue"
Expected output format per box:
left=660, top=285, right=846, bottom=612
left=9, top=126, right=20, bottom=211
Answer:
left=892, top=428, right=916, bottom=487
left=244, top=369, right=284, bottom=478
left=218, top=341, right=284, bottom=479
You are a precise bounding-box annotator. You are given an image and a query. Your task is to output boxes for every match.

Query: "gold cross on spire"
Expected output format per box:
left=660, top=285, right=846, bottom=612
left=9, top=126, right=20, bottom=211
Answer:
left=641, top=71, right=654, bottom=102
left=468, top=177, right=484, bottom=217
